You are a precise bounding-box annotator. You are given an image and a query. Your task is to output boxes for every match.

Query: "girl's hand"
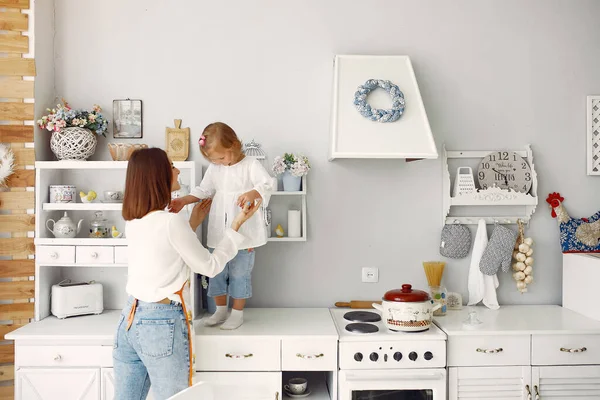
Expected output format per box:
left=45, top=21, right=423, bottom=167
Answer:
left=169, top=197, right=187, bottom=213
left=189, top=199, right=212, bottom=231
left=231, top=199, right=262, bottom=232
left=237, top=190, right=261, bottom=208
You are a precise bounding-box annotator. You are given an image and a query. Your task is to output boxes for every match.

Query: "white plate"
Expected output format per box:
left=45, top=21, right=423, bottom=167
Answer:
left=284, top=389, right=311, bottom=398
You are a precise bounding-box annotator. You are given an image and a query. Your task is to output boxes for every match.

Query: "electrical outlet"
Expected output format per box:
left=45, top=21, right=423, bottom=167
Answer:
left=362, top=267, right=379, bottom=283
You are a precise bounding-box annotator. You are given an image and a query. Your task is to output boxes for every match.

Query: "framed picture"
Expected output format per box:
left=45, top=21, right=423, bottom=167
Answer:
left=113, top=99, right=143, bottom=138
left=587, top=95, right=600, bottom=175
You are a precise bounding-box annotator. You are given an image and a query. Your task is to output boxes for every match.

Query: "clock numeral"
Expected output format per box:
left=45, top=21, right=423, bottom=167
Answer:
left=482, top=184, right=488, bottom=189
left=525, top=172, right=531, bottom=181
left=522, top=162, right=527, bottom=169
left=478, top=171, right=485, bottom=180
left=513, top=154, right=518, bottom=161
left=523, top=185, right=527, bottom=191
left=488, top=155, right=496, bottom=162
left=482, top=162, right=490, bottom=169
left=497, top=151, right=509, bottom=161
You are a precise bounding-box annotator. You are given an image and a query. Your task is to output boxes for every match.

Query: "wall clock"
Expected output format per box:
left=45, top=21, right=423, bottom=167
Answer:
left=477, top=151, right=532, bottom=193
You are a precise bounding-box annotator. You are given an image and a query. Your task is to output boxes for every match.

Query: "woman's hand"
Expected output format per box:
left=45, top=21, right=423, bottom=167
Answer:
left=189, top=199, right=212, bottom=231
left=231, top=199, right=262, bottom=232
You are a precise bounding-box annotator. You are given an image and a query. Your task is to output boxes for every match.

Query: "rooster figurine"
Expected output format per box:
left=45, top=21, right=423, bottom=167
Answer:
left=547, top=192, right=600, bottom=253
left=79, top=190, right=97, bottom=203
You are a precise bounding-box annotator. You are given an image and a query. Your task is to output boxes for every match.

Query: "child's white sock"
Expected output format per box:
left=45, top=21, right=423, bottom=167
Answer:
left=203, top=305, right=228, bottom=326
left=220, top=309, right=243, bottom=330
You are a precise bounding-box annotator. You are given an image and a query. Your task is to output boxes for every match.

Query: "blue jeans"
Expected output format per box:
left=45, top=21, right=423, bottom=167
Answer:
left=207, top=249, right=255, bottom=299
left=113, top=297, right=190, bottom=400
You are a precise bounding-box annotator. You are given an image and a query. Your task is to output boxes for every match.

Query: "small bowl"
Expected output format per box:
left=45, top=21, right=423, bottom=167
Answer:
left=108, top=143, right=148, bottom=161
left=104, top=190, right=124, bottom=203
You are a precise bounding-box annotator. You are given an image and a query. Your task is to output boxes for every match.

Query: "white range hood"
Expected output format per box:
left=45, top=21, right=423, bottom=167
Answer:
left=329, top=55, right=438, bottom=160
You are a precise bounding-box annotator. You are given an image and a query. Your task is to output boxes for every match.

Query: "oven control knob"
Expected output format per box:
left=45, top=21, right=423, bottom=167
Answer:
left=369, top=352, right=379, bottom=362
left=393, top=352, right=403, bottom=361
left=424, top=351, right=433, bottom=361
left=354, top=352, right=363, bottom=362
left=409, top=351, right=418, bottom=361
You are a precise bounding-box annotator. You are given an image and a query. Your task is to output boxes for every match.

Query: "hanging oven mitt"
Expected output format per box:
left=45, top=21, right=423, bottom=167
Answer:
left=440, top=223, right=471, bottom=259
left=479, top=224, right=517, bottom=275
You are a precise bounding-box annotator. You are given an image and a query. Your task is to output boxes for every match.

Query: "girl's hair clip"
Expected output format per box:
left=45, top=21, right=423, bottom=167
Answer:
left=199, top=135, right=206, bottom=147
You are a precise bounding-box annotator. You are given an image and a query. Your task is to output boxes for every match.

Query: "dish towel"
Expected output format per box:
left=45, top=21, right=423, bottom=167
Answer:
left=468, top=219, right=501, bottom=309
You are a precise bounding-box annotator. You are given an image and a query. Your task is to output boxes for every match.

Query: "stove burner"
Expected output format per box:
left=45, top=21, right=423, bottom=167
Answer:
left=345, top=323, right=379, bottom=334
left=343, top=311, right=382, bottom=323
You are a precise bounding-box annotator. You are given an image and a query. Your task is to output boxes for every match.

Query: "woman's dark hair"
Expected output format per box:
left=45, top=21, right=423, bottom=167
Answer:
left=122, top=148, right=172, bottom=221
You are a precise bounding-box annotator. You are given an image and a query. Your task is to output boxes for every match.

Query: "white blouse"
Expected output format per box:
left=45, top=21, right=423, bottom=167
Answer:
left=125, top=211, right=245, bottom=302
left=191, top=157, right=274, bottom=249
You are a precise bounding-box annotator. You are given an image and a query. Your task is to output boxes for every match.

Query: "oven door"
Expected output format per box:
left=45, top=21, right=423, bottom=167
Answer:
left=339, top=369, right=446, bottom=400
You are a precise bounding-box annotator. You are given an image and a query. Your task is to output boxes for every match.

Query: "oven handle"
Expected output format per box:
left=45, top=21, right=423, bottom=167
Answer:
left=343, top=372, right=445, bottom=381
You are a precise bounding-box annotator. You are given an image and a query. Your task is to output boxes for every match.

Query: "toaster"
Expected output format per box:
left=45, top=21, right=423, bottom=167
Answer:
left=51, top=281, right=103, bottom=319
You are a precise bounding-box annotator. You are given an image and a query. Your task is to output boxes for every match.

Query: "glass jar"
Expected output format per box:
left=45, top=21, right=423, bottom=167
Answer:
left=430, top=285, right=447, bottom=316
left=89, top=211, right=109, bottom=238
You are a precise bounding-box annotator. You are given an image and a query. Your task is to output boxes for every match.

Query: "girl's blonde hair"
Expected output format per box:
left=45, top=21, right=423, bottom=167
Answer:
left=199, top=122, right=243, bottom=159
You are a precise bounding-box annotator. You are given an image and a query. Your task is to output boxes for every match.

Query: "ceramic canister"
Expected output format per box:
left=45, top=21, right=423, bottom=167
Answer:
left=49, top=185, right=76, bottom=203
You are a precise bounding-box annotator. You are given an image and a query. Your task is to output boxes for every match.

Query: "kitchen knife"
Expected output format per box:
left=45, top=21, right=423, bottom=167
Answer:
left=335, top=300, right=382, bottom=309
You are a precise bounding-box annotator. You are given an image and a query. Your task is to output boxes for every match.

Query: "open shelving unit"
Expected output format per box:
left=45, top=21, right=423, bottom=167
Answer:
left=267, top=175, right=307, bottom=242
left=442, top=145, right=539, bottom=226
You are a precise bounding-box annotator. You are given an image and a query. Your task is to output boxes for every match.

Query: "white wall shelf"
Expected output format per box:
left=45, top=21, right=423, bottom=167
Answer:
left=442, top=145, right=539, bottom=225
left=42, top=203, right=123, bottom=211
left=35, top=161, right=198, bottom=321
left=267, top=176, right=308, bottom=242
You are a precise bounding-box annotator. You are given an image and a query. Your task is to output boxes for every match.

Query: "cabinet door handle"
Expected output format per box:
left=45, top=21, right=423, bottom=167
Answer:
left=525, top=384, right=531, bottom=400
left=90, top=252, right=99, bottom=259
left=275, top=392, right=279, bottom=400
left=534, top=385, right=540, bottom=400
left=54, top=354, right=62, bottom=361
left=225, top=353, right=253, bottom=359
left=560, top=346, right=587, bottom=353
left=296, top=353, right=324, bottom=359
left=476, top=347, right=503, bottom=354
left=50, top=252, right=58, bottom=259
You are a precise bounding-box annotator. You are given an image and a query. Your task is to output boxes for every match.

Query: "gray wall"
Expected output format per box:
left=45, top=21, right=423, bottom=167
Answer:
left=48, top=0, right=600, bottom=307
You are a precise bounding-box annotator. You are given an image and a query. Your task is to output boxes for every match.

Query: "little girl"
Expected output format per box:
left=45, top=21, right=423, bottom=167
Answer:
left=170, top=122, right=274, bottom=329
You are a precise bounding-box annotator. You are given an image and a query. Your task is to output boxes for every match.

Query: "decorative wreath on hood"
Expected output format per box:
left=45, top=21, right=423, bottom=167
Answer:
left=353, top=79, right=405, bottom=123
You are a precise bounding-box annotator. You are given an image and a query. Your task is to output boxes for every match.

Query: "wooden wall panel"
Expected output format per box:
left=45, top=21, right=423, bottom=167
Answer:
left=0, top=12, right=28, bottom=31
left=0, top=304, right=34, bottom=321
left=0, top=125, right=34, bottom=142
left=0, top=238, right=34, bottom=257
left=0, top=102, right=33, bottom=120
left=0, top=260, right=34, bottom=278
left=0, top=80, right=34, bottom=99
left=0, top=191, right=34, bottom=210
left=0, top=34, right=27, bottom=53
left=5, top=169, right=34, bottom=187
left=0, top=0, right=29, bottom=9
left=0, top=58, right=35, bottom=76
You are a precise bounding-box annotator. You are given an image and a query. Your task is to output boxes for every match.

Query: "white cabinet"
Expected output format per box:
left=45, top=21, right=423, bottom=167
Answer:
left=532, top=366, right=600, bottom=399
left=449, top=366, right=531, bottom=400
left=196, top=372, right=281, bottom=400
left=16, top=368, right=100, bottom=400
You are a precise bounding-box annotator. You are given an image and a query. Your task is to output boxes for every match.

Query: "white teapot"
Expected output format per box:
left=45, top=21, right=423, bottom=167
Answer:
left=46, top=212, right=83, bottom=238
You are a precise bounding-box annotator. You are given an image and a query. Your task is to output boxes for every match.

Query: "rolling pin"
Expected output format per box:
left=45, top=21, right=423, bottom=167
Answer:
left=335, top=300, right=382, bottom=309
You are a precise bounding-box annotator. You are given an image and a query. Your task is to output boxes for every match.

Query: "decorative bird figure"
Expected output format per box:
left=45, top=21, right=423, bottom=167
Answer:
left=275, top=224, right=284, bottom=238
left=79, top=190, right=97, bottom=203
left=111, top=226, right=123, bottom=238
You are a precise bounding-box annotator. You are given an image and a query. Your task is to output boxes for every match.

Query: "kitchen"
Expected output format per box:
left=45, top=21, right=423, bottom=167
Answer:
left=2, top=1, right=600, bottom=399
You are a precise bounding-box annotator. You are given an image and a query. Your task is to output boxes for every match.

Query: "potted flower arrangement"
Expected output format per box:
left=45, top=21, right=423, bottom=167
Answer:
left=272, top=153, right=310, bottom=191
left=37, top=100, right=109, bottom=161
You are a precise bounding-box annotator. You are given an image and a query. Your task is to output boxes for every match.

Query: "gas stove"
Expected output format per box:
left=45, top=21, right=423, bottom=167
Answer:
left=330, top=308, right=447, bottom=370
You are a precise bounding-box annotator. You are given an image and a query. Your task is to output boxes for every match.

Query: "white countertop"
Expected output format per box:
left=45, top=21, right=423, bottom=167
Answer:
left=7, top=308, right=338, bottom=345
left=434, top=305, right=600, bottom=336
left=195, top=308, right=338, bottom=339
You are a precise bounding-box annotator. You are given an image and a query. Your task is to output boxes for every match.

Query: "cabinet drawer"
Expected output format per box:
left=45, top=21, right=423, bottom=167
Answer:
left=37, top=246, right=75, bottom=264
left=282, top=339, right=337, bottom=371
left=532, top=334, right=600, bottom=365
left=196, top=337, right=280, bottom=371
left=76, top=246, right=114, bottom=264
left=448, top=335, right=530, bottom=366
left=196, top=372, right=281, bottom=399
left=16, top=345, right=113, bottom=367
left=114, top=246, right=128, bottom=264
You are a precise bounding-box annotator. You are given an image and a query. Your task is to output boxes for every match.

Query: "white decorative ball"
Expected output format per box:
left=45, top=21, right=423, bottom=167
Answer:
left=515, top=271, right=526, bottom=281
left=524, top=265, right=533, bottom=275
left=516, top=253, right=527, bottom=262
left=513, top=251, right=519, bottom=260
left=516, top=262, right=526, bottom=271
left=525, top=257, right=534, bottom=266
left=512, top=263, right=520, bottom=271
left=517, top=281, right=526, bottom=289
left=524, top=237, right=534, bottom=246
left=524, top=275, right=533, bottom=284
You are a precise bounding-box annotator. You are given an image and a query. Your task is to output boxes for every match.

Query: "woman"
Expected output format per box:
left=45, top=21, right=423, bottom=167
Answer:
left=113, top=148, right=260, bottom=400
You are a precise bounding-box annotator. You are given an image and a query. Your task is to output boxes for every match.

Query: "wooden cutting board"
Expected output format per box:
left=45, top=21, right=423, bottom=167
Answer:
left=166, top=119, right=190, bottom=161
left=335, top=300, right=381, bottom=309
